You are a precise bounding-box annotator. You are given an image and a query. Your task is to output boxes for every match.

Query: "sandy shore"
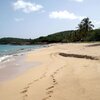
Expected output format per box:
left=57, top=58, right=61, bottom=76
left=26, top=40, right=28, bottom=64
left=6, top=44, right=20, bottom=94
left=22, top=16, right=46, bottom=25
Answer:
left=0, top=54, right=39, bottom=82
left=0, top=43, right=100, bottom=100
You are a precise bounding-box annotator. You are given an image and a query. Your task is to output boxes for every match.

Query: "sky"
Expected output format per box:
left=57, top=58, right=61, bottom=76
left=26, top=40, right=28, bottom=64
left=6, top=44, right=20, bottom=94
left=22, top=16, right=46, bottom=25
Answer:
left=0, top=0, right=100, bottom=39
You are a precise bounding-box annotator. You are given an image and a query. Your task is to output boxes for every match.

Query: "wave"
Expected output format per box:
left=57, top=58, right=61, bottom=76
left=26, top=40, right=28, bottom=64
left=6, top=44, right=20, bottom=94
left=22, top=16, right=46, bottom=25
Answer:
left=0, top=55, right=13, bottom=63
left=0, top=45, right=47, bottom=63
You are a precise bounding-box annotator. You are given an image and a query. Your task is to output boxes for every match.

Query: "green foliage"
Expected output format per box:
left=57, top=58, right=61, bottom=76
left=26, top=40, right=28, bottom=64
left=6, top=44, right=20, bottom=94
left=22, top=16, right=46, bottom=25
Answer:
left=0, top=37, right=31, bottom=45
left=77, top=17, right=94, bottom=40
left=31, top=30, right=74, bottom=44
left=0, top=29, right=100, bottom=45
left=0, top=18, right=100, bottom=45
left=83, top=29, right=100, bottom=41
left=31, top=29, right=100, bottom=44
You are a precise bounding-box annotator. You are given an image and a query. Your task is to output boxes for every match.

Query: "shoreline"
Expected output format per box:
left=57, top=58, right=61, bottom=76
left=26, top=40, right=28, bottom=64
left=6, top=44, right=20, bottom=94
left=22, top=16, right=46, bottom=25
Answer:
left=0, top=52, right=40, bottom=82
left=0, top=43, right=100, bottom=100
left=0, top=45, right=49, bottom=82
left=0, top=44, right=48, bottom=63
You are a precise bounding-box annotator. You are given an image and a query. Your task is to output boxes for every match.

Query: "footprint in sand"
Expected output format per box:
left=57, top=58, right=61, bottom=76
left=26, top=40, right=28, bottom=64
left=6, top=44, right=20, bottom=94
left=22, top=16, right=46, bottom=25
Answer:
left=42, top=73, right=58, bottom=100
left=42, top=95, right=52, bottom=100
left=21, top=89, right=28, bottom=100
left=20, top=72, right=48, bottom=100
left=46, top=90, right=53, bottom=94
left=21, top=89, right=27, bottom=94
left=46, top=86, right=54, bottom=90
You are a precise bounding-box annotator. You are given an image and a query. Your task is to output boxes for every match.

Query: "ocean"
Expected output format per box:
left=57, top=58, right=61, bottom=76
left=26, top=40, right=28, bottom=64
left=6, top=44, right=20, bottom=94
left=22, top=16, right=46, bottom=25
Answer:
left=0, top=44, right=45, bottom=62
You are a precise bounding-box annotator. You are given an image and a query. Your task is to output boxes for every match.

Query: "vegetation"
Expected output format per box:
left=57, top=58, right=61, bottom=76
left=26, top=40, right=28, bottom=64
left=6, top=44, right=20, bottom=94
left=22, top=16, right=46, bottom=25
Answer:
left=77, top=17, right=94, bottom=41
left=0, top=18, right=100, bottom=45
left=31, top=18, right=100, bottom=44
left=0, top=37, right=31, bottom=45
left=31, top=29, right=100, bottom=44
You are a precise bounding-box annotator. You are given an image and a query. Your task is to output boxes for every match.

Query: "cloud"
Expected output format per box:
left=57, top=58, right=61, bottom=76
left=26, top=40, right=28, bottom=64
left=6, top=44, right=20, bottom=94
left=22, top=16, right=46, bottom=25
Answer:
left=70, top=0, right=84, bottom=2
left=73, top=0, right=83, bottom=2
left=49, top=10, right=84, bottom=20
left=14, top=18, right=24, bottom=22
left=13, top=0, right=43, bottom=13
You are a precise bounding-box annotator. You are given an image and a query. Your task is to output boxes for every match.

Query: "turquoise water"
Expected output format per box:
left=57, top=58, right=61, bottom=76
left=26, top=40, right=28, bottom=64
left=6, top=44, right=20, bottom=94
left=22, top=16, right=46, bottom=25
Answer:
left=0, top=45, right=45, bottom=62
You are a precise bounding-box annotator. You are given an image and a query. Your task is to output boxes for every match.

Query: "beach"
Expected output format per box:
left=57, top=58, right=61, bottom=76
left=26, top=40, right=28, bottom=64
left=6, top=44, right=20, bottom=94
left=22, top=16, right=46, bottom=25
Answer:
left=0, top=43, right=100, bottom=100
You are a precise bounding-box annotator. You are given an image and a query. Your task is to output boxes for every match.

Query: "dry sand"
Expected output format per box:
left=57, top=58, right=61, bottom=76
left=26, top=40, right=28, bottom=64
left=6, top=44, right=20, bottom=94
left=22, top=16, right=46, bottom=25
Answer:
left=0, top=43, right=100, bottom=100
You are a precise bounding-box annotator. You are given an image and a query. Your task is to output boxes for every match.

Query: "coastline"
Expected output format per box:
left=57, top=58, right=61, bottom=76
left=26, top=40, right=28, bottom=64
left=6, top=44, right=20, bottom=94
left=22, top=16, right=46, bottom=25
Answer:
left=0, top=44, right=47, bottom=63
left=0, top=53, right=39, bottom=82
left=0, top=43, right=100, bottom=100
left=0, top=44, right=49, bottom=82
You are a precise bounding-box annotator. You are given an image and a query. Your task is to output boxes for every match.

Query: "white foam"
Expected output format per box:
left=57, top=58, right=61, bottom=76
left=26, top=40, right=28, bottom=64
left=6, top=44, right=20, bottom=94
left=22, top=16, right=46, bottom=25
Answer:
left=0, top=55, right=13, bottom=62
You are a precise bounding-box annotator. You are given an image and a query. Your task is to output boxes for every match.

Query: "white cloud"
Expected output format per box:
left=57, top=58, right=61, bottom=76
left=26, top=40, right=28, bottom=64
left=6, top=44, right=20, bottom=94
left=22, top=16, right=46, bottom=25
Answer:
left=14, top=18, right=24, bottom=22
left=74, top=0, right=83, bottom=2
left=70, top=0, right=84, bottom=2
left=13, top=0, right=43, bottom=13
left=49, top=10, right=84, bottom=20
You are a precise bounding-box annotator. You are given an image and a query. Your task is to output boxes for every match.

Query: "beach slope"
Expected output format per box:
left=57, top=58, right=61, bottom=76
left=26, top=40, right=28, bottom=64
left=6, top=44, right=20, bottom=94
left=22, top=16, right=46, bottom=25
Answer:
left=0, top=43, right=100, bottom=100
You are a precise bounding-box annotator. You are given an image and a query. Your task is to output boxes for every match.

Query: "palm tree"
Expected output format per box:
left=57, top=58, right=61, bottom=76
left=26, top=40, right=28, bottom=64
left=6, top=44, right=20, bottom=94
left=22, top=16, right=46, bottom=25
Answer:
left=77, top=17, right=94, bottom=40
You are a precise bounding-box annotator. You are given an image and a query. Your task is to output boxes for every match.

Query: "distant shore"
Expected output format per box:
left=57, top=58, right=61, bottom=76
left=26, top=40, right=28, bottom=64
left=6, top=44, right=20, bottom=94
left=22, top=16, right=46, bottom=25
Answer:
left=0, top=43, right=100, bottom=100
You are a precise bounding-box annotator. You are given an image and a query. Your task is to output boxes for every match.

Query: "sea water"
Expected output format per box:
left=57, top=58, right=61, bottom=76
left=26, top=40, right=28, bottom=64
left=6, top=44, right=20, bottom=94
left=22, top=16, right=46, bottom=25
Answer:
left=0, top=44, right=45, bottom=62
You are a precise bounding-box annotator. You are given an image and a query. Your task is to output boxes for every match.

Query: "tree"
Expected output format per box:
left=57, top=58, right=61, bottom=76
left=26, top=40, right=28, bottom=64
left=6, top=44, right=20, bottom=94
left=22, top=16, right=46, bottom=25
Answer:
left=77, top=17, right=94, bottom=40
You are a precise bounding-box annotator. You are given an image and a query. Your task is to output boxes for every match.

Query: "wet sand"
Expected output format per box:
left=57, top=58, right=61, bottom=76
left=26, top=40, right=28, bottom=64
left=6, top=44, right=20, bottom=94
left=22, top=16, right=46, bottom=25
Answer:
left=0, top=54, right=39, bottom=82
